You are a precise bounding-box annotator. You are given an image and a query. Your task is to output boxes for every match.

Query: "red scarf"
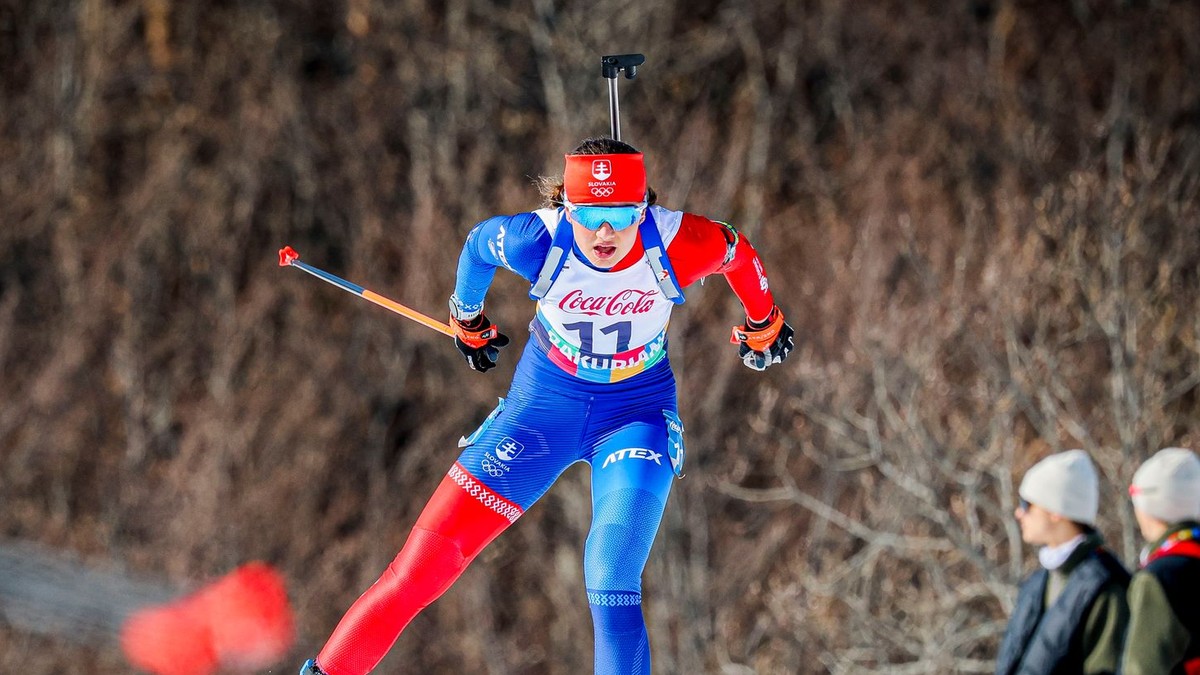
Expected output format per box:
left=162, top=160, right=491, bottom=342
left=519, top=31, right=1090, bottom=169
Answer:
left=1144, top=527, right=1200, bottom=565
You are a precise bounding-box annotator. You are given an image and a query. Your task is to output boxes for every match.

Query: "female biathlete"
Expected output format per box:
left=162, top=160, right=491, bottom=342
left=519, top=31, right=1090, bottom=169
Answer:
left=301, top=137, right=793, bottom=675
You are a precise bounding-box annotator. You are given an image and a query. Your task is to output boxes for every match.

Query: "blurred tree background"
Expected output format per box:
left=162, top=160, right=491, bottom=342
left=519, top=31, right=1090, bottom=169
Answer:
left=2, top=0, right=1198, bottom=673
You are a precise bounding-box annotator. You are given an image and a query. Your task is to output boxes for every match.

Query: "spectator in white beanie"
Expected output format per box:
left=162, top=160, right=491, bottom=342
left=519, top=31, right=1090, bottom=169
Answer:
left=1121, top=447, right=1200, bottom=675
left=995, top=449, right=1130, bottom=675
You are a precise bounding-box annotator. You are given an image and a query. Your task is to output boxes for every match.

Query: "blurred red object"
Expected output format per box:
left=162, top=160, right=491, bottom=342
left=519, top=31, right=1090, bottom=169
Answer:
left=120, top=562, right=293, bottom=675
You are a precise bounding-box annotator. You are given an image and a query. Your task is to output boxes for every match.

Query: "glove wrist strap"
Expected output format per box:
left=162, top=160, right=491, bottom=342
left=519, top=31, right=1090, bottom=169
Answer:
left=455, top=314, right=488, bottom=331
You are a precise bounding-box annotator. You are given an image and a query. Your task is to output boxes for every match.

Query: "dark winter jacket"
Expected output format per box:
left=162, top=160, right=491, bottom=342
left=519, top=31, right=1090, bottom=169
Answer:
left=996, top=533, right=1131, bottom=675
left=1121, top=522, right=1200, bottom=675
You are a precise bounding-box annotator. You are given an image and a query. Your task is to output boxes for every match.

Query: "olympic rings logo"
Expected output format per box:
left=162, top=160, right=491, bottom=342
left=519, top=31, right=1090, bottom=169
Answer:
left=480, top=458, right=506, bottom=478
left=591, top=186, right=615, bottom=198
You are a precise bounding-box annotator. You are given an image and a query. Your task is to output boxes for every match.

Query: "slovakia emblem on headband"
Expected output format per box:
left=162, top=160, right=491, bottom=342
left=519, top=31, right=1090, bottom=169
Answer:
left=591, top=159, right=612, bottom=181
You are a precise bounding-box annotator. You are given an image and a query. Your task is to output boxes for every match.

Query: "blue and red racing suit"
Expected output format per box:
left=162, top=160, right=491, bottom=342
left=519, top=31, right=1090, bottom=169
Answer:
left=315, top=205, right=777, bottom=675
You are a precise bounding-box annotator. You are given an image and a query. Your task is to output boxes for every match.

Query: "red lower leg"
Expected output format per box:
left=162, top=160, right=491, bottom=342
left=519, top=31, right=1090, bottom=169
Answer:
left=316, top=463, right=521, bottom=675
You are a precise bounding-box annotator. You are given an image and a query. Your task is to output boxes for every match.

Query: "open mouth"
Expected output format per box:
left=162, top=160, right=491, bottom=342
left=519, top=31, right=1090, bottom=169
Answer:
left=594, top=245, right=617, bottom=259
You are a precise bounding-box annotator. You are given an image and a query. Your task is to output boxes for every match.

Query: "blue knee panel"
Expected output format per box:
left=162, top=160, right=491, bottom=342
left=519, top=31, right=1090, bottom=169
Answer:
left=584, top=487, right=666, bottom=590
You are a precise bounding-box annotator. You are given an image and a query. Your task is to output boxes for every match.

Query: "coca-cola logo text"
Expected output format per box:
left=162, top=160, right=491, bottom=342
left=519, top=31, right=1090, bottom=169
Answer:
left=559, top=289, right=659, bottom=316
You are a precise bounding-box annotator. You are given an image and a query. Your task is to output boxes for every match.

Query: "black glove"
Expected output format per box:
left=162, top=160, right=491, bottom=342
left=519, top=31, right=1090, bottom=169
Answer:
left=450, top=313, right=511, bottom=372
left=729, top=306, right=794, bottom=371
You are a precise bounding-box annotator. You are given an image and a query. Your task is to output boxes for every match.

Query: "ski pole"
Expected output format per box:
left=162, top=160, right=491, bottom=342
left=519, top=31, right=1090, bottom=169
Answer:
left=601, top=54, right=644, bottom=141
left=278, top=246, right=455, bottom=338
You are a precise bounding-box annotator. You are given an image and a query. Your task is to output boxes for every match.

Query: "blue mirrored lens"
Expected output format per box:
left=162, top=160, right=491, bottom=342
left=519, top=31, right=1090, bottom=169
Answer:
left=569, top=205, right=641, bottom=231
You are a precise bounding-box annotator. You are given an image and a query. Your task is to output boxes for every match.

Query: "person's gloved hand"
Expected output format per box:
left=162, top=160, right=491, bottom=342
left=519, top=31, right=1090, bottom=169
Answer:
left=729, top=306, right=794, bottom=371
left=451, top=313, right=510, bottom=372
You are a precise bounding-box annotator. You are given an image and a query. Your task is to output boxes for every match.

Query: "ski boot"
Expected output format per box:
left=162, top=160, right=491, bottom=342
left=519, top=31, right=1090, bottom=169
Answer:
left=299, top=658, right=328, bottom=675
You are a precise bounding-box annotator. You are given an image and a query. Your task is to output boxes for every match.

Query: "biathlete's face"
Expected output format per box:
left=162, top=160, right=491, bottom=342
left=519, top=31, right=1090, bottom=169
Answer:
left=565, top=202, right=645, bottom=268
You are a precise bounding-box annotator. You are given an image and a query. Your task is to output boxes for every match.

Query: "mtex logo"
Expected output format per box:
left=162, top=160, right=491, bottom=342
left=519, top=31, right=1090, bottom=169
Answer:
left=495, top=437, right=524, bottom=462
left=601, top=448, right=662, bottom=469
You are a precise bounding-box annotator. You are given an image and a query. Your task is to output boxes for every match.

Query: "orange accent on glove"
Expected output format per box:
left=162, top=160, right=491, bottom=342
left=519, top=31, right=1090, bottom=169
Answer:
left=450, top=315, right=501, bottom=349
left=730, top=307, right=785, bottom=352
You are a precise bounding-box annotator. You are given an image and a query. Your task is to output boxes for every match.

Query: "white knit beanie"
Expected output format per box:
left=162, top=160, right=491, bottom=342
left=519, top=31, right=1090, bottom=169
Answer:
left=1130, top=447, right=1200, bottom=524
left=1018, top=449, right=1099, bottom=526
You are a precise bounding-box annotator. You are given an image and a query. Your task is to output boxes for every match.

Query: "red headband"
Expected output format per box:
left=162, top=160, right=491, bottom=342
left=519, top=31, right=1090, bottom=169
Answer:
left=563, top=153, right=646, bottom=204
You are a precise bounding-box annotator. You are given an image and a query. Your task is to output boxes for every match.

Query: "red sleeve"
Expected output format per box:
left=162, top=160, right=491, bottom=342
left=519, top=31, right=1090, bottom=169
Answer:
left=666, top=213, right=776, bottom=322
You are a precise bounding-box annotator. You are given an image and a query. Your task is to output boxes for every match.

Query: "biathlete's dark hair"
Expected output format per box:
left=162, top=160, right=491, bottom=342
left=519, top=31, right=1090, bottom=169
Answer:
left=536, top=136, right=658, bottom=208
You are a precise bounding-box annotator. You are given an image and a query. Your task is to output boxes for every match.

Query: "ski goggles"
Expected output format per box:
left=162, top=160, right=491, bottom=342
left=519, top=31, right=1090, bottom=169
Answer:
left=562, top=199, right=647, bottom=232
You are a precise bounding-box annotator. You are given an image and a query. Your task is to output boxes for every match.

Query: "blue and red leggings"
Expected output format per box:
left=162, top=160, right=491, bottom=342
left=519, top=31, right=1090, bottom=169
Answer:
left=317, top=352, right=679, bottom=674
